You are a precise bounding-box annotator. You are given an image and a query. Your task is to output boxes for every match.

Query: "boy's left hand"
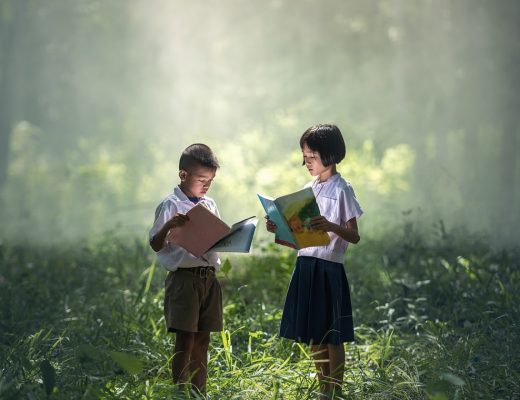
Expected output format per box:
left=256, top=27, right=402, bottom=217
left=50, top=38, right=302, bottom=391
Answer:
left=310, top=216, right=334, bottom=232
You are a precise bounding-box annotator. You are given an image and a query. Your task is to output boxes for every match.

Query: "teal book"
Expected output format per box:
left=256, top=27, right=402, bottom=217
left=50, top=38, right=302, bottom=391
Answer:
left=257, top=187, right=330, bottom=249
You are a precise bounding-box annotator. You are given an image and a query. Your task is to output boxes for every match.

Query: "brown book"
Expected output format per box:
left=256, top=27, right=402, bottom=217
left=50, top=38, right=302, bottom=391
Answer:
left=167, top=203, right=257, bottom=257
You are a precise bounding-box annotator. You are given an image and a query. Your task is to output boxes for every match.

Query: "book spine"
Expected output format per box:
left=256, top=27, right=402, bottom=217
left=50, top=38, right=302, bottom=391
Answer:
left=274, top=237, right=297, bottom=249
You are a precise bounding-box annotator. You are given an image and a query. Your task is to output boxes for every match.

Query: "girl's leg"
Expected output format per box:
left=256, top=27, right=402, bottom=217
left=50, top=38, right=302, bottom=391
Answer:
left=311, top=344, right=330, bottom=398
left=327, top=343, right=345, bottom=397
left=190, top=331, right=210, bottom=393
left=172, top=330, right=194, bottom=385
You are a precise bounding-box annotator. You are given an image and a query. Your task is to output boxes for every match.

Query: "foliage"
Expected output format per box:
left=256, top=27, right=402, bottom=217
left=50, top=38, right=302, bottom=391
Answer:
left=0, top=120, right=415, bottom=243
left=0, top=227, right=518, bottom=399
left=2, top=0, right=520, bottom=245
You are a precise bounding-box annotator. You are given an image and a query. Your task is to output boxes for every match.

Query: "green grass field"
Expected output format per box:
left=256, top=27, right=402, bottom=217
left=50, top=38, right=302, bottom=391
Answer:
left=1, top=227, right=519, bottom=399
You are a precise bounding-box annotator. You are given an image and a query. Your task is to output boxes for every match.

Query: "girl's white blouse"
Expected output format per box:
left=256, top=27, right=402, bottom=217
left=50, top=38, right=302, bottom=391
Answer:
left=297, top=173, right=363, bottom=264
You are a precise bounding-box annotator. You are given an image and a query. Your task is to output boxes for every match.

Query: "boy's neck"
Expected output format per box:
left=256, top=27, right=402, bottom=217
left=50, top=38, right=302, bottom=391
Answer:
left=179, top=183, right=200, bottom=200
left=317, top=165, right=337, bottom=183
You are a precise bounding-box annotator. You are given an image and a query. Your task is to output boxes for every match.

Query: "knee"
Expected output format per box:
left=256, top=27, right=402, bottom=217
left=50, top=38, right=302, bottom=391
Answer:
left=194, top=333, right=210, bottom=352
left=311, top=344, right=328, bottom=357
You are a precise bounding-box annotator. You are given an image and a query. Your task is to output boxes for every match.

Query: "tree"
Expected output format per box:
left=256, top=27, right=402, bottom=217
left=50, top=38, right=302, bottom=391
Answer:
left=0, top=0, right=25, bottom=188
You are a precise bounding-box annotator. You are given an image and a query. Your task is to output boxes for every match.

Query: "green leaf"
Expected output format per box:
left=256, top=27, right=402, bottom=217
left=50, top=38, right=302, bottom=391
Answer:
left=109, top=351, right=143, bottom=375
left=40, top=359, right=56, bottom=396
left=144, top=261, right=156, bottom=296
left=441, top=372, right=465, bottom=386
left=221, top=258, right=233, bottom=276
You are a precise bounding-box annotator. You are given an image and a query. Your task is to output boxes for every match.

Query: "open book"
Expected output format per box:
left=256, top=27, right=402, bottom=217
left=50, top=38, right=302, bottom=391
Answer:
left=258, top=187, right=331, bottom=249
left=166, top=203, right=258, bottom=257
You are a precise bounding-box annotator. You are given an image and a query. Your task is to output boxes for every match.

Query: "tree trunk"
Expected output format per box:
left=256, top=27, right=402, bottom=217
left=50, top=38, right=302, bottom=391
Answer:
left=499, top=120, right=518, bottom=235
left=0, top=1, right=25, bottom=188
left=497, top=0, right=520, bottom=237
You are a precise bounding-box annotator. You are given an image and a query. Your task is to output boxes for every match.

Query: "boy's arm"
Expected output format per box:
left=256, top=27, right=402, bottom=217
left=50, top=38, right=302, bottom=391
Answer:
left=150, top=214, right=189, bottom=252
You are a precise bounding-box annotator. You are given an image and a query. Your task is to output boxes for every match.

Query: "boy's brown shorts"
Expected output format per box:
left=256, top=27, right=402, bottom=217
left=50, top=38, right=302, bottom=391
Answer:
left=164, top=267, right=223, bottom=333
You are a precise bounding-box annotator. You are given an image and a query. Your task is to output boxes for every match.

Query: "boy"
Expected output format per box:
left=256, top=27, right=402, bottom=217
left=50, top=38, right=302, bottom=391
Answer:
left=149, top=143, right=222, bottom=394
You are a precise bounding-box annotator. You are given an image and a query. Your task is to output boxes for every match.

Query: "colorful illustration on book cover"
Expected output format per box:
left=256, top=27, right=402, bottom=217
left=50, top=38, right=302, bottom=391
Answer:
left=280, top=196, right=330, bottom=248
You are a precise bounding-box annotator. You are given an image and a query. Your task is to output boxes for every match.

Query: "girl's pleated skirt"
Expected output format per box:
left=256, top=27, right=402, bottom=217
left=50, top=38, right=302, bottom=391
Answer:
left=280, top=256, right=354, bottom=345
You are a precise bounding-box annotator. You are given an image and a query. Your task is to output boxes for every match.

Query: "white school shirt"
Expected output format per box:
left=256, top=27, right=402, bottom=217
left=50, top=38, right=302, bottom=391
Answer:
left=297, top=173, right=363, bottom=264
left=149, top=186, right=221, bottom=272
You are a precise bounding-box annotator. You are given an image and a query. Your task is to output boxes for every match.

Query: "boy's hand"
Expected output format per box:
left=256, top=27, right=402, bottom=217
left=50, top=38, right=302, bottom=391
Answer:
left=310, top=216, right=334, bottom=232
left=166, top=213, right=189, bottom=230
left=265, top=216, right=277, bottom=233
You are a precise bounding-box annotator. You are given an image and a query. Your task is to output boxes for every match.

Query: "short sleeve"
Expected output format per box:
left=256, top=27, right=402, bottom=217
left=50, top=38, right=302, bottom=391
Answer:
left=338, top=184, right=363, bottom=223
left=149, top=200, right=177, bottom=240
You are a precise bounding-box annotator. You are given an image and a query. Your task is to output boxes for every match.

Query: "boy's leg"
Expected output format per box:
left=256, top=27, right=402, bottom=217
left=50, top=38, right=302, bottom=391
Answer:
left=190, top=331, right=210, bottom=393
left=311, top=344, right=330, bottom=398
left=327, top=343, right=345, bottom=397
left=172, top=330, right=195, bottom=385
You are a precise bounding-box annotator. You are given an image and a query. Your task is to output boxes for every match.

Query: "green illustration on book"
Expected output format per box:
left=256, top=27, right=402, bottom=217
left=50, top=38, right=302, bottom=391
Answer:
left=258, top=187, right=330, bottom=249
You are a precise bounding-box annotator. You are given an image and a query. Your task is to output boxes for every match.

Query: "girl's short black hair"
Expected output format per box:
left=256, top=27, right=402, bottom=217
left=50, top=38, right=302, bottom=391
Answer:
left=179, top=143, right=220, bottom=171
left=300, top=124, right=346, bottom=167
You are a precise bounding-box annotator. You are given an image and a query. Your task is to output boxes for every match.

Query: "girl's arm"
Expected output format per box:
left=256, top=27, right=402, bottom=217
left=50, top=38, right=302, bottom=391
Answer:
left=310, top=216, right=360, bottom=244
left=265, top=216, right=277, bottom=233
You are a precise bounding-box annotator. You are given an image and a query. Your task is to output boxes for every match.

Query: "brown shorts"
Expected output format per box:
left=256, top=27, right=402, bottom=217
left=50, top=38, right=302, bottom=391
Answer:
left=164, top=267, right=223, bottom=333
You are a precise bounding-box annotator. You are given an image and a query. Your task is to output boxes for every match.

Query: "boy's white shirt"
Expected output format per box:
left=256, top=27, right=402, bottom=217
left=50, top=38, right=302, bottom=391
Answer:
left=149, top=186, right=221, bottom=271
left=297, top=173, right=363, bottom=264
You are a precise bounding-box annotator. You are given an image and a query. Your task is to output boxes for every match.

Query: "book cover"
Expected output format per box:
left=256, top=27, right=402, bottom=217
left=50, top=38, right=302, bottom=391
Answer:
left=258, top=187, right=330, bottom=249
left=167, top=203, right=257, bottom=257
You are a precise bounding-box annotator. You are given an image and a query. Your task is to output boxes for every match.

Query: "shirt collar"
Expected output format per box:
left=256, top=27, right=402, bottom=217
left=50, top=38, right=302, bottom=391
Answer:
left=174, top=185, right=205, bottom=203
left=315, top=172, right=341, bottom=185
left=174, top=185, right=189, bottom=201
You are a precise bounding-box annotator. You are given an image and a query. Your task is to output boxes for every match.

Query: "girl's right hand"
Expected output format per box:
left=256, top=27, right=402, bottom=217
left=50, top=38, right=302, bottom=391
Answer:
left=166, top=213, right=189, bottom=230
left=265, top=216, right=277, bottom=233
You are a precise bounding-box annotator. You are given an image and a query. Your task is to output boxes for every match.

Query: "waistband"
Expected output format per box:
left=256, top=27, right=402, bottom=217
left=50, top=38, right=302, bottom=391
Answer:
left=176, top=266, right=216, bottom=279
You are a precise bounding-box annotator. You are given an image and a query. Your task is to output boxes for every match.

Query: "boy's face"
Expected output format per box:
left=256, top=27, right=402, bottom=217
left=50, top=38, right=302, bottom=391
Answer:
left=179, top=165, right=216, bottom=198
left=302, top=144, right=326, bottom=177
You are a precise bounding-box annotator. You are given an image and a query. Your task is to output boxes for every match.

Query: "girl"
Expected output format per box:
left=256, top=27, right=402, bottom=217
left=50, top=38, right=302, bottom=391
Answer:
left=266, top=124, right=363, bottom=399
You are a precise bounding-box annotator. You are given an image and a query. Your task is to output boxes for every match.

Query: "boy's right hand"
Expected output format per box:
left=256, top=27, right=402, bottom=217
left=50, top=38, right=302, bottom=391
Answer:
left=166, top=213, right=189, bottom=230
left=265, top=216, right=277, bottom=233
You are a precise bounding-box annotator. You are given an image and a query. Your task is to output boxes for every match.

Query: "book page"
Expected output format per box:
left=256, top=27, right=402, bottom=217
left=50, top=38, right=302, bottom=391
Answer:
left=210, top=217, right=258, bottom=252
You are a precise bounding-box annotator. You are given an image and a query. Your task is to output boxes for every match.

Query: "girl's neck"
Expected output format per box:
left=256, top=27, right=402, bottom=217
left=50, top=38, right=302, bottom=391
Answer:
left=317, top=165, right=337, bottom=183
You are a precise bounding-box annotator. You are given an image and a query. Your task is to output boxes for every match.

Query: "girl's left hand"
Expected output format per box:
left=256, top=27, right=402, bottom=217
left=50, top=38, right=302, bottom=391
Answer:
left=310, top=216, right=334, bottom=232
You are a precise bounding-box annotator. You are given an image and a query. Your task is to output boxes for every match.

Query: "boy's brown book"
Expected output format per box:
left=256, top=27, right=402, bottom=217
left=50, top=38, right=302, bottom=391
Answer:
left=166, top=203, right=257, bottom=257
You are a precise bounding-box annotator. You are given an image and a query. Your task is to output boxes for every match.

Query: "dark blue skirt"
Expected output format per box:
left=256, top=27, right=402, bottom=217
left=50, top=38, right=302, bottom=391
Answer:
left=280, top=256, right=354, bottom=345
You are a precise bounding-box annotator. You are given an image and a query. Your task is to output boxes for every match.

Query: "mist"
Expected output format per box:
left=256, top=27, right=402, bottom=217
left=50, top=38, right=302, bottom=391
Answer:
left=1, top=0, right=519, bottom=245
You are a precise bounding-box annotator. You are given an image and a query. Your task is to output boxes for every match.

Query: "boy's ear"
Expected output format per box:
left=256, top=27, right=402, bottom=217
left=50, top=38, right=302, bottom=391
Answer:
left=179, top=170, right=188, bottom=181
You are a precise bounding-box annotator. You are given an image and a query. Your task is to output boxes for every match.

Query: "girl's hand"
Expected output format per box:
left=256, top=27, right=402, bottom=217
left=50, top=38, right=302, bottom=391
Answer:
left=166, top=213, right=189, bottom=230
left=265, top=216, right=277, bottom=233
left=310, top=216, right=334, bottom=232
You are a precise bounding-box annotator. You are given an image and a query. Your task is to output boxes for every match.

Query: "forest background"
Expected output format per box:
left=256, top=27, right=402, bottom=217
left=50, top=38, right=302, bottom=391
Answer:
left=1, top=1, right=519, bottom=399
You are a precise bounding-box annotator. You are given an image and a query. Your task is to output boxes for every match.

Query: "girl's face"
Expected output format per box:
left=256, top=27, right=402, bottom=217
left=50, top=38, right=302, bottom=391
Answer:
left=302, top=144, right=327, bottom=177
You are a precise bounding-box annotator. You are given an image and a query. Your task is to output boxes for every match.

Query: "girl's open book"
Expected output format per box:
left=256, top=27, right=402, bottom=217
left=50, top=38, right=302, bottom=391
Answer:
left=166, top=203, right=258, bottom=257
left=258, top=187, right=330, bottom=249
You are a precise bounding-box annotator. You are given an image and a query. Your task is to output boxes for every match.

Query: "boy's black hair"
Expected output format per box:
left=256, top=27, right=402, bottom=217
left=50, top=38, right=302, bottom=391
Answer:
left=300, top=124, right=346, bottom=167
left=179, top=143, right=220, bottom=171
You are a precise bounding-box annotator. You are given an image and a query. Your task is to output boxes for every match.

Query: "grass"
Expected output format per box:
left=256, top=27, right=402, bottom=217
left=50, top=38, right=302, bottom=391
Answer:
left=0, top=225, right=519, bottom=399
